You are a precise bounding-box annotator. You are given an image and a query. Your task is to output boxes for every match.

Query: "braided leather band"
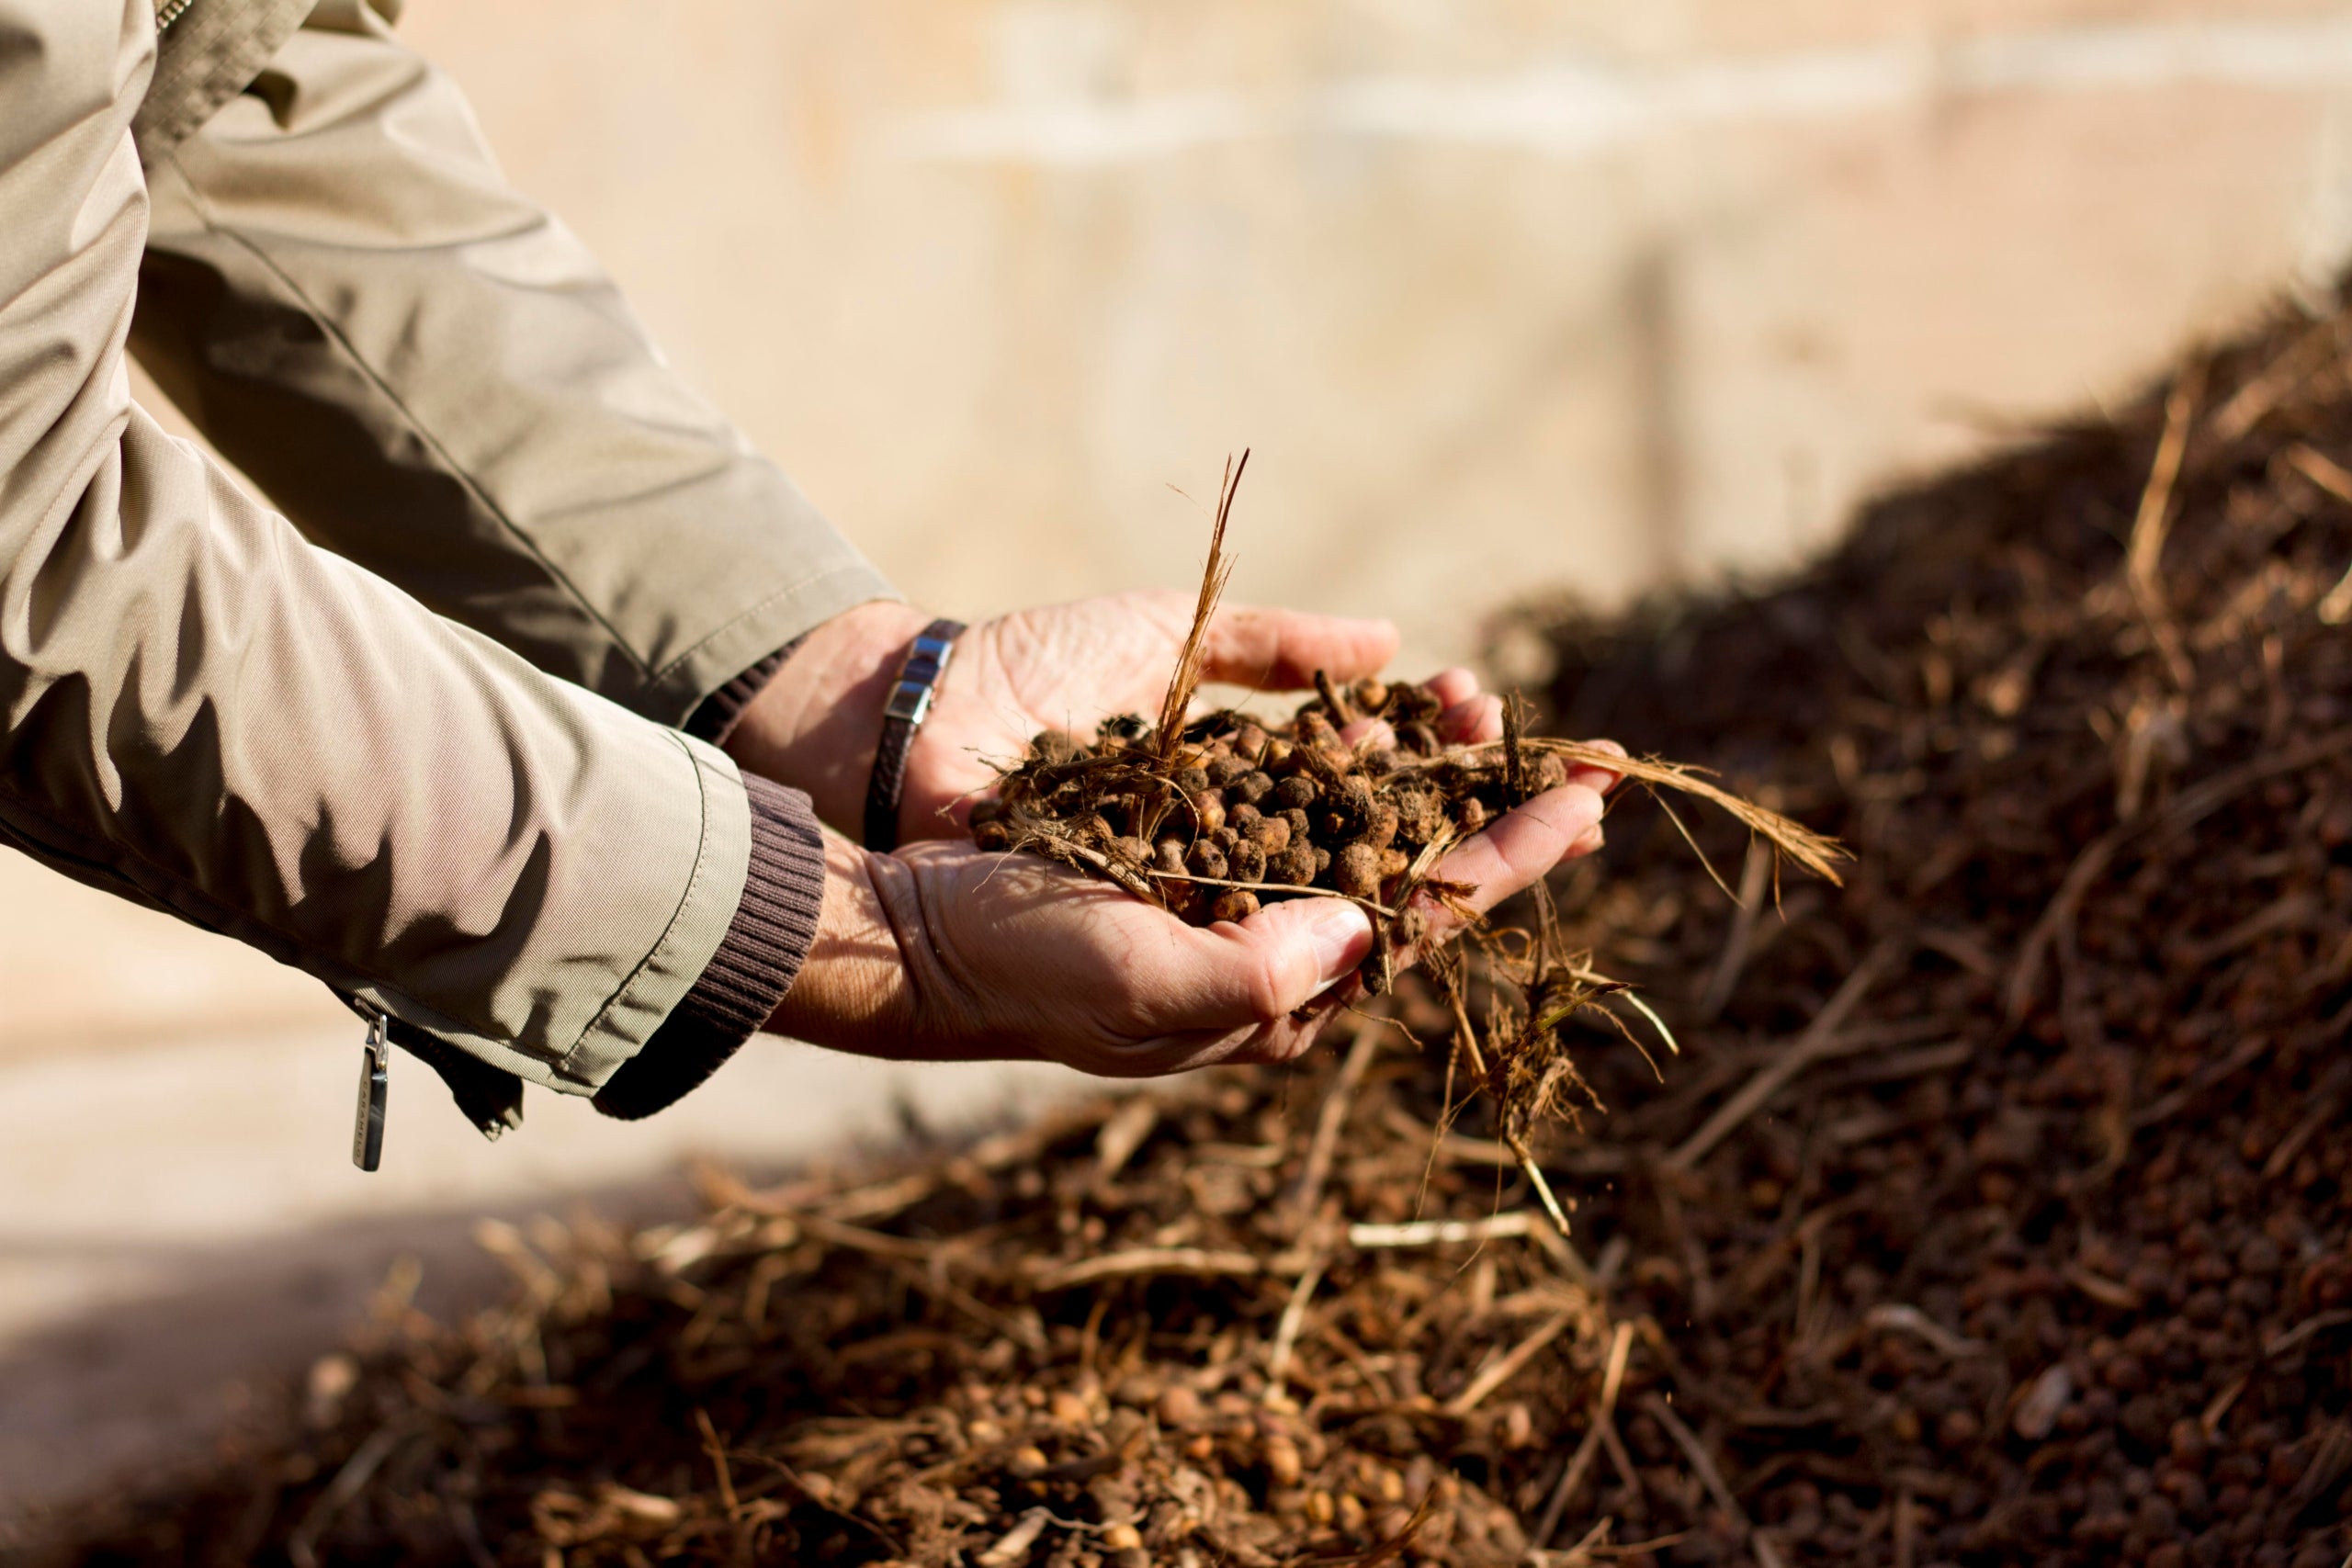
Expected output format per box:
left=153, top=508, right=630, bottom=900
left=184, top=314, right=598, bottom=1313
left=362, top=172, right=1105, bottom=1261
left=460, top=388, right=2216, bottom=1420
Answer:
left=864, top=618, right=965, bottom=852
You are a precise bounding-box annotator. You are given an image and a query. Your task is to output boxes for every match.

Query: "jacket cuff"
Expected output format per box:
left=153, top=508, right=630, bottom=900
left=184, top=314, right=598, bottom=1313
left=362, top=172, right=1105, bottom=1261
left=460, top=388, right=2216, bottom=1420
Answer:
left=593, top=774, right=827, bottom=1119
left=682, top=636, right=804, bottom=745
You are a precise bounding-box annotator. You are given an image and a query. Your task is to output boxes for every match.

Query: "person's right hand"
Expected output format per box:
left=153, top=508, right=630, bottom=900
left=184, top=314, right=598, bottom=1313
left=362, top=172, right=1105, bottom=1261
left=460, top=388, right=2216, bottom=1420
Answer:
left=765, top=772, right=1616, bottom=1076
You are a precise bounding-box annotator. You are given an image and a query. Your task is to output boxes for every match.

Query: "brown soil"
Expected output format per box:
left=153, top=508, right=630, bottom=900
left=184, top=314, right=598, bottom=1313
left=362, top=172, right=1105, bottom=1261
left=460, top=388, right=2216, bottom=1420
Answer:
left=39, top=293, right=2352, bottom=1566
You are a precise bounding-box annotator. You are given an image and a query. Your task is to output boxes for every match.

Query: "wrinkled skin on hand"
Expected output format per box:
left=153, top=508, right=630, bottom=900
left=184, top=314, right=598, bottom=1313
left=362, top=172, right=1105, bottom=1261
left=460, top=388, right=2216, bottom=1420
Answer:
left=738, top=592, right=1621, bottom=1078
left=901, top=591, right=1401, bottom=835
left=769, top=769, right=1618, bottom=1078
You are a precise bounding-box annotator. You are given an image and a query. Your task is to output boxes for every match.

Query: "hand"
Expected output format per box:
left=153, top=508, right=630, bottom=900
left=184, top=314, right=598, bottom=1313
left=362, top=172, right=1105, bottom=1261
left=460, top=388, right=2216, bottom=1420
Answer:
left=767, top=773, right=1618, bottom=1076
left=720, top=595, right=1515, bottom=842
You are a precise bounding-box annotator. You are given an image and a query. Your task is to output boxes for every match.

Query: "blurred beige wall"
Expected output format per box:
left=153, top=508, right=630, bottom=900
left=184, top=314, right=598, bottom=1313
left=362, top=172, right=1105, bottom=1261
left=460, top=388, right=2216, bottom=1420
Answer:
left=400, top=0, right=2352, bottom=653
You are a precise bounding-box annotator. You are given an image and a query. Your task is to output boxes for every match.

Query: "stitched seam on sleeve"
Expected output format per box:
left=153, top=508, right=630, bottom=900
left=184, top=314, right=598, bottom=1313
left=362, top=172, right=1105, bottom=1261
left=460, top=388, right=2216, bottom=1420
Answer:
left=153, top=153, right=657, bottom=682
left=557, top=727, right=728, bottom=1079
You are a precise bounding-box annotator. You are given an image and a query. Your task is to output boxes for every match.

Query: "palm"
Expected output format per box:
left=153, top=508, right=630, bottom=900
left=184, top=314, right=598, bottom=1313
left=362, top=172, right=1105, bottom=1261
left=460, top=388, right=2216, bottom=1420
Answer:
left=909, top=594, right=1186, bottom=821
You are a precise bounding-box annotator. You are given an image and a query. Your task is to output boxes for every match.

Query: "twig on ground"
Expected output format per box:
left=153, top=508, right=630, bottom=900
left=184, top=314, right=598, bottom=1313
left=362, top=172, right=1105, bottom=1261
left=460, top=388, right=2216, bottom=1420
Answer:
left=1443, top=1310, right=1577, bottom=1417
left=1536, top=1319, right=1635, bottom=1547
left=1666, top=939, right=1902, bottom=1172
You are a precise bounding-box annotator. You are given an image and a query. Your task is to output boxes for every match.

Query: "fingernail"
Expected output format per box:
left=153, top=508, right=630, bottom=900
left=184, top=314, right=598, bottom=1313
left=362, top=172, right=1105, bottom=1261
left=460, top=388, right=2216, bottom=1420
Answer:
left=1306, top=899, right=1374, bottom=984
left=1572, top=823, right=1605, bottom=855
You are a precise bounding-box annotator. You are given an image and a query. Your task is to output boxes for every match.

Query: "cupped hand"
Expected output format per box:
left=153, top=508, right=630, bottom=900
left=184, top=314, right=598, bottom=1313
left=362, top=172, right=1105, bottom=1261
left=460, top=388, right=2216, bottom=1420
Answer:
left=722, top=595, right=1514, bottom=843
left=766, top=776, right=1614, bottom=1077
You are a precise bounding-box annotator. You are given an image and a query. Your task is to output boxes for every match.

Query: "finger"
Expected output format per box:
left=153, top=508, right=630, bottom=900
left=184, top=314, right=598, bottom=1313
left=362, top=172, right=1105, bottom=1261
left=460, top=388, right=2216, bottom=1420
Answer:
left=1438, top=693, right=1504, bottom=744
left=1155, top=896, right=1374, bottom=1032
left=1425, top=668, right=1481, bottom=708
left=1338, top=716, right=1397, bottom=750
left=1413, top=784, right=1606, bottom=944
left=1558, top=737, right=1627, bottom=796
left=1201, top=606, right=1398, bottom=691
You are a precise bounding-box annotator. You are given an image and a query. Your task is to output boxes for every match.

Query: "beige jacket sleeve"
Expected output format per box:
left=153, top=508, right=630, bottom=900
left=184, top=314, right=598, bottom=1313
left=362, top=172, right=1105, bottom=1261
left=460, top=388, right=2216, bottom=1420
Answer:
left=129, top=0, right=897, bottom=726
left=0, top=0, right=779, bottom=1109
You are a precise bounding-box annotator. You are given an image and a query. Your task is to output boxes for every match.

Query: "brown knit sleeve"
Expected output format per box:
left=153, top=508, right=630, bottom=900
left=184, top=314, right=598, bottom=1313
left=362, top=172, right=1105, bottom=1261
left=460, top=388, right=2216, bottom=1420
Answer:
left=593, top=773, right=827, bottom=1119
left=682, top=636, right=805, bottom=745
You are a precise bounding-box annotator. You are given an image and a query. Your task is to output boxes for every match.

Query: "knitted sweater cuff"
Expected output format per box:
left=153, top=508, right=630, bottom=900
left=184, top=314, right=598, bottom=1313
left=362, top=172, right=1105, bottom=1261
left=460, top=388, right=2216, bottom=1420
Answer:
left=682, top=637, right=803, bottom=745
left=593, top=773, right=826, bottom=1119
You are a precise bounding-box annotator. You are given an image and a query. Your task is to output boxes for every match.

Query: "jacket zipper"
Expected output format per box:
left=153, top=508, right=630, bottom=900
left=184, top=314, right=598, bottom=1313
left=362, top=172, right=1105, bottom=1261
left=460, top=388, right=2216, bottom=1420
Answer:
left=155, top=0, right=197, bottom=34
left=352, top=1009, right=390, bottom=1171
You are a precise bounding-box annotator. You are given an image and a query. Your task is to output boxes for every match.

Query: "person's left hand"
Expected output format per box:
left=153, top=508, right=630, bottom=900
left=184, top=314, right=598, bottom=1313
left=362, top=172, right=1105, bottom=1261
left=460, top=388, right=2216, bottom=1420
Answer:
left=722, top=594, right=1513, bottom=843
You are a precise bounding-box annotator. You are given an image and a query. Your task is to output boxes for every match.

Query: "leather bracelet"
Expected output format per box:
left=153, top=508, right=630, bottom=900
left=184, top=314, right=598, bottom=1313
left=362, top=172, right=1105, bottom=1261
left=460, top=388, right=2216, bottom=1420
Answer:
left=864, top=617, right=965, bottom=852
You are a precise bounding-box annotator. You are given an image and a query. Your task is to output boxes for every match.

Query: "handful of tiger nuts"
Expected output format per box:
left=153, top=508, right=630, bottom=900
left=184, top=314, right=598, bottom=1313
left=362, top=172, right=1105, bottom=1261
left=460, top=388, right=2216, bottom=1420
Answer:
left=969, top=676, right=1573, bottom=929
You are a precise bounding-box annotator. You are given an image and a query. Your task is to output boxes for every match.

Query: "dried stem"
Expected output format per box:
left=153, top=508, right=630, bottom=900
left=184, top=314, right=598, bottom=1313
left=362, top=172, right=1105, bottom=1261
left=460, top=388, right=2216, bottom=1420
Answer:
left=1155, top=450, right=1247, bottom=761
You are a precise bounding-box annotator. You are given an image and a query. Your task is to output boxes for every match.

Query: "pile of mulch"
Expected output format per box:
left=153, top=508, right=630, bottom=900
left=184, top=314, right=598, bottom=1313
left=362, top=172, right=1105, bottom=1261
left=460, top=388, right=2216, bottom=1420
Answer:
left=40, top=288, right=2352, bottom=1567
left=1527, top=294, right=2352, bottom=1566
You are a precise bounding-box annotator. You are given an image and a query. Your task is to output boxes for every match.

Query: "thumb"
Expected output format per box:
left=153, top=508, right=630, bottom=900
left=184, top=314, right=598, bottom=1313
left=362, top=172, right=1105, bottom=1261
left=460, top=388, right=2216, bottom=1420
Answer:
left=1202, top=605, right=1399, bottom=690
left=1168, top=895, right=1374, bottom=1028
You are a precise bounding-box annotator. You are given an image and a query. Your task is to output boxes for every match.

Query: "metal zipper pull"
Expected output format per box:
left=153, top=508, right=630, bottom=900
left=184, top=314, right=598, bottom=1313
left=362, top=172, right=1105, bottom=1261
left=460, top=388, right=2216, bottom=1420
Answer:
left=352, top=1010, right=390, bottom=1171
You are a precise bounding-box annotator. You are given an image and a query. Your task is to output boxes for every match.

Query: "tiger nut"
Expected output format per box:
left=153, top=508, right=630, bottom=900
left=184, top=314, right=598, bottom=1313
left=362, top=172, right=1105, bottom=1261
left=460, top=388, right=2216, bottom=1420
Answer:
left=1155, top=1385, right=1205, bottom=1429
left=1387, top=682, right=1441, bottom=721
left=1297, top=712, right=1343, bottom=753
left=1332, top=844, right=1383, bottom=899
left=1261, top=1433, right=1305, bottom=1489
left=1186, top=842, right=1228, bottom=880
left=1273, top=775, right=1318, bottom=810
left=1271, top=847, right=1317, bottom=886
left=1190, top=789, right=1227, bottom=834
left=1232, top=770, right=1276, bottom=807
left=1211, top=890, right=1261, bottom=922
left=1229, top=840, right=1268, bottom=883
left=1393, top=789, right=1445, bottom=845
left=1247, top=815, right=1291, bottom=853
